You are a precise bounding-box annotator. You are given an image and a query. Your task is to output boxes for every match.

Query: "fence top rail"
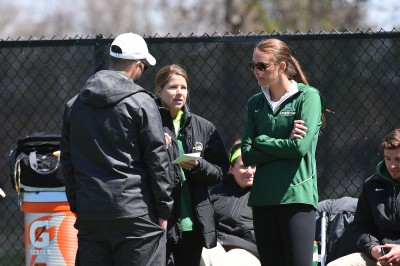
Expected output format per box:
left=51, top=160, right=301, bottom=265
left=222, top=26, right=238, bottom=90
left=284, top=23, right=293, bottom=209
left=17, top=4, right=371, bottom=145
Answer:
left=1, top=29, right=400, bottom=48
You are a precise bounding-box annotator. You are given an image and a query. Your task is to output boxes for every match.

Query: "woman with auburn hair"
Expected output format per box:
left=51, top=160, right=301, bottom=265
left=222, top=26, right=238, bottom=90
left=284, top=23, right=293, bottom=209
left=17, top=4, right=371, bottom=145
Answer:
left=241, top=38, right=325, bottom=266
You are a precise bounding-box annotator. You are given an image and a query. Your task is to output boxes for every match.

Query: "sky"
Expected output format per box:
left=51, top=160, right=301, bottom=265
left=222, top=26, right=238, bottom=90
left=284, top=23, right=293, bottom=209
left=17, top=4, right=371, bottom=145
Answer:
left=1, top=0, right=400, bottom=38
left=366, top=0, right=400, bottom=30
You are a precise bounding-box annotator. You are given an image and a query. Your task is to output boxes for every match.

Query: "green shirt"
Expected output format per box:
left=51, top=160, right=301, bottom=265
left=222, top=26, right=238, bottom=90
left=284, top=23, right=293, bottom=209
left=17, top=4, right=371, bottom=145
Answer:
left=241, top=83, right=324, bottom=208
left=173, top=110, right=194, bottom=231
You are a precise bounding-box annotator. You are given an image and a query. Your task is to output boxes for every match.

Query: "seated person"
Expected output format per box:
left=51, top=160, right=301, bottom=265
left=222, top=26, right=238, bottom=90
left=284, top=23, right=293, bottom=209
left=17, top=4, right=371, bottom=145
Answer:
left=200, top=140, right=260, bottom=266
left=328, top=128, right=400, bottom=266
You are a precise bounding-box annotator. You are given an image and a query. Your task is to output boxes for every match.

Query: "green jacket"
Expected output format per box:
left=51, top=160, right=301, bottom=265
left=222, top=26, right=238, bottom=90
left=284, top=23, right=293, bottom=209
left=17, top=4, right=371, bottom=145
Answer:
left=241, top=83, right=324, bottom=208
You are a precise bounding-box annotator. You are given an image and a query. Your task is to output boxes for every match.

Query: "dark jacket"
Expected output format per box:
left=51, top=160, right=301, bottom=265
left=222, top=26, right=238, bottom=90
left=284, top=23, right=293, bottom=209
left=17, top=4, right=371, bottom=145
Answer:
left=156, top=100, right=229, bottom=248
left=61, top=70, right=173, bottom=221
left=210, top=173, right=258, bottom=257
left=316, top=197, right=358, bottom=263
left=353, top=161, right=400, bottom=257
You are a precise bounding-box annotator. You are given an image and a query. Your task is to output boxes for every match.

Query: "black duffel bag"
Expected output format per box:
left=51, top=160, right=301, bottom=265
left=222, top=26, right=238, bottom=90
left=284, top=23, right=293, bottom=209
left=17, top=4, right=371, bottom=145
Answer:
left=9, top=131, right=65, bottom=192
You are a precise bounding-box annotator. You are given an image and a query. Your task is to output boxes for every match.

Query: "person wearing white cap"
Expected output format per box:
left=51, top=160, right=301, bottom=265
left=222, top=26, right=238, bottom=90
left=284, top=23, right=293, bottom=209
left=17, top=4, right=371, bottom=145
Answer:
left=61, top=32, right=172, bottom=266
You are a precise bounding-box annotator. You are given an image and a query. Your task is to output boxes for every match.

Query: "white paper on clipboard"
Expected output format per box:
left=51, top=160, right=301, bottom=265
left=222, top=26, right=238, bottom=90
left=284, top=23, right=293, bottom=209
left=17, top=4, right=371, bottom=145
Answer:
left=171, top=152, right=202, bottom=164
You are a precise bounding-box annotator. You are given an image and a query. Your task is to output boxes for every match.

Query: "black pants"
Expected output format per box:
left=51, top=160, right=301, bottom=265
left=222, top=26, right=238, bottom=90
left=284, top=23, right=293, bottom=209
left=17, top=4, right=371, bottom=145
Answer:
left=167, top=230, right=203, bottom=266
left=253, top=204, right=316, bottom=266
left=75, top=214, right=166, bottom=266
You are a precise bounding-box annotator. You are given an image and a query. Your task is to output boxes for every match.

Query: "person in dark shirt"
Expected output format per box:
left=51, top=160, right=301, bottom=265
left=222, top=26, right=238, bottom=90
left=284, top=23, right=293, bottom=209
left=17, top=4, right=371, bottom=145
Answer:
left=328, top=128, right=400, bottom=266
left=61, top=32, right=172, bottom=266
left=154, top=64, right=229, bottom=266
left=201, top=139, right=260, bottom=266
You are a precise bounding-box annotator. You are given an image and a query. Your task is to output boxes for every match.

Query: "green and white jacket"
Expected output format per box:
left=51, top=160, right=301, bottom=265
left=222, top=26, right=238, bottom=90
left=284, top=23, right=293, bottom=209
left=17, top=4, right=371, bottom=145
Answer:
left=241, top=82, right=324, bottom=208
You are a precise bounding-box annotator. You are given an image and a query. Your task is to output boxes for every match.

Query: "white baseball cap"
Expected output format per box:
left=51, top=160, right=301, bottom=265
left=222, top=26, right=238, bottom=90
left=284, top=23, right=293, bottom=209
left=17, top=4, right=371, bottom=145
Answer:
left=109, top=32, right=156, bottom=66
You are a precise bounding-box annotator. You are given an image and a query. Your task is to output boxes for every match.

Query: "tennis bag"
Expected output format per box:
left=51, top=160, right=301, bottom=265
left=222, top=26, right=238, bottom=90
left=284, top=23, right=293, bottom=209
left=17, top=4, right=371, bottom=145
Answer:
left=9, top=131, right=65, bottom=192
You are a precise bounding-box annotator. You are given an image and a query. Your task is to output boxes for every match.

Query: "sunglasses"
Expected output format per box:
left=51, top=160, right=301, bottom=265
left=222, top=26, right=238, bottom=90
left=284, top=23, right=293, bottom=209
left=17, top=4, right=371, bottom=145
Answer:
left=139, top=60, right=149, bottom=72
left=248, top=61, right=275, bottom=71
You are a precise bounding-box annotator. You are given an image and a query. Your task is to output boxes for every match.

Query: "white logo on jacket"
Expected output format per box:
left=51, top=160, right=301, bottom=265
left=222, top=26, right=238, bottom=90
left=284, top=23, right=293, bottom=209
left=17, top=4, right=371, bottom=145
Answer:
left=193, top=142, right=203, bottom=153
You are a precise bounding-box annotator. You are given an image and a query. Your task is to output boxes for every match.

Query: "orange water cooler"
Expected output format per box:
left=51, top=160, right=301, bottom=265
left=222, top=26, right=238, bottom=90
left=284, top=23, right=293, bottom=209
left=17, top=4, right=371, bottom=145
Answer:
left=20, top=191, right=78, bottom=266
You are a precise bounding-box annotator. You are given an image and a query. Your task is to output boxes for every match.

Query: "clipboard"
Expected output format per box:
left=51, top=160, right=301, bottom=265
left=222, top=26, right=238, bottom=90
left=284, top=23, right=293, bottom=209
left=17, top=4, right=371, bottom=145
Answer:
left=171, top=152, right=202, bottom=164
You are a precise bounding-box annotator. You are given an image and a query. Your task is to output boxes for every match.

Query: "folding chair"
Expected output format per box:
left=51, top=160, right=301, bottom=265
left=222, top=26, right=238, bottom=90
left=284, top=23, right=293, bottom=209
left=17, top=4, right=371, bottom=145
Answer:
left=319, top=211, right=327, bottom=266
left=316, top=197, right=359, bottom=266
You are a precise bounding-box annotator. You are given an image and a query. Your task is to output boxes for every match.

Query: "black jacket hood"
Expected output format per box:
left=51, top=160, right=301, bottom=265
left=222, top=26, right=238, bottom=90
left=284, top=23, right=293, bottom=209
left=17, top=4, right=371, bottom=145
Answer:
left=79, top=70, right=147, bottom=107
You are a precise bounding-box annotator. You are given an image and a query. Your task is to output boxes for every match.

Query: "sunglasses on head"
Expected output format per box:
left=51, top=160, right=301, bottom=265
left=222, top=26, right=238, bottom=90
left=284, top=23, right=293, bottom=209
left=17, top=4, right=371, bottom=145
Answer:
left=248, top=61, right=274, bottom=71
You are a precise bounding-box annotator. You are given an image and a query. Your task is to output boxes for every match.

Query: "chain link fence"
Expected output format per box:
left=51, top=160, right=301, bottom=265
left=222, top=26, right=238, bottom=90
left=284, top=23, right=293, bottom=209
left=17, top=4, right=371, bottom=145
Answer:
left=1, top=31, right=400, bottom=264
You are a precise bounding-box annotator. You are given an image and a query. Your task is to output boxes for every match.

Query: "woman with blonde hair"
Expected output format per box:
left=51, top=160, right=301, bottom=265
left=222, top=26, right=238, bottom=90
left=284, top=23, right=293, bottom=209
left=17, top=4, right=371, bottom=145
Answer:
left=154, top=64, right=229, bottom=266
